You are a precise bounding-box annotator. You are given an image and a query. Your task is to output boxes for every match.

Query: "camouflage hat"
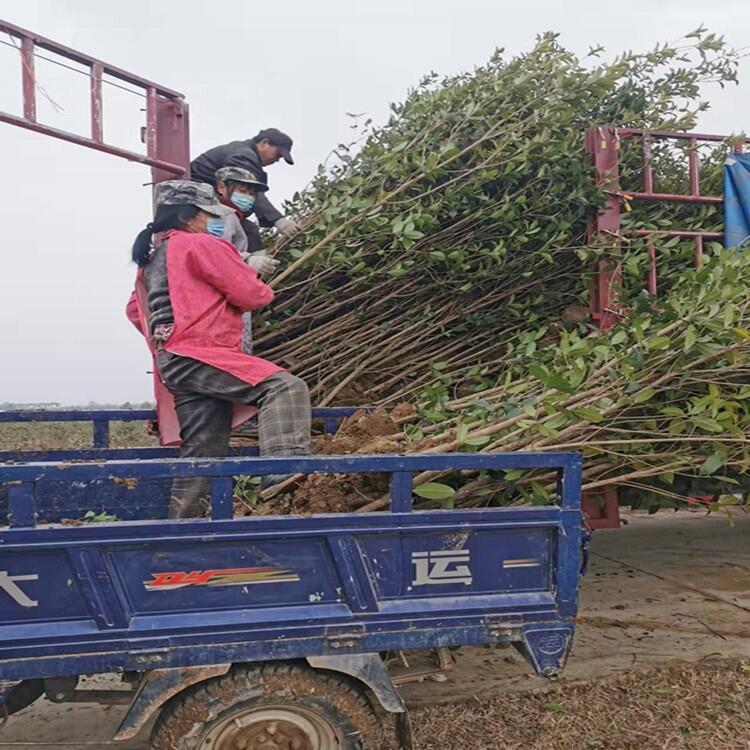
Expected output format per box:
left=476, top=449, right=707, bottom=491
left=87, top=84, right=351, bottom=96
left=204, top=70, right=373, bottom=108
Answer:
left=153, top=180, right=224, bottom=216
left=214, top=166, right=269, bottom=192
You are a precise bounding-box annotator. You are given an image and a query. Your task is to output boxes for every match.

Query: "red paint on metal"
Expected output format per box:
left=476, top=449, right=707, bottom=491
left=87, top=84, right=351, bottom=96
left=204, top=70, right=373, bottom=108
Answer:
left=618, top=128, right=742, bottom=144
left=632, top=229, right=722, bottom=240
left=646, top=239, right=657, bottom=295
left=90, top=62, right=103, bottom=143
left=694, top=234, right=704, bottom=269
left=642, top=134, right=653, bottom=194
left=585, top=126, right=623, bottom=332
left=0, top=111, right=186, bottom=174
left=583, top=124, right=743, bottom=529
left=614, top=190, right=723, bottom=205
left=20, top=36, right=36, bottom=122
left=688, top=137, right=700, bottom=196
left=145, top=86, right=158, bottom=160
left=0, top=20, right=189, bottom=180
left=590, top=126, right=740, bottom=326
left=582, top=488, right=620, bottom=530
left=151, top=96, right=191, bottom=184
left=0, top=19, right=183, bottom=98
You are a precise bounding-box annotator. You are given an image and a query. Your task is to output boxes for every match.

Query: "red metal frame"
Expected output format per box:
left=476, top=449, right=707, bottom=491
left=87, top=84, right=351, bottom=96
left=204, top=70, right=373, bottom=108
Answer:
left=583, top=125, right=745, bottom=528
left=586, top=126, right=745, bottom=328
left=581, top=487, right=620, bottom=530
left=0, top=19, right=189, bottom=182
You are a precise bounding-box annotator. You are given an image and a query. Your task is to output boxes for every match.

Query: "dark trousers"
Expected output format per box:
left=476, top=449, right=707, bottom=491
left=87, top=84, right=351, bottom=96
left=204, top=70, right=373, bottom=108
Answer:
left=241, top=218, right=264, bottom=253
left=157, top=351, right=311, bottom=518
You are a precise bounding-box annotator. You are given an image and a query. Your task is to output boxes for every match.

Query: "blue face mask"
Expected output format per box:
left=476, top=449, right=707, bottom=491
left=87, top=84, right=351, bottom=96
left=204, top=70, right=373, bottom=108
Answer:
left=206, top=218, right=226, bottom=237
left=230, top=192, right=255, bottom=213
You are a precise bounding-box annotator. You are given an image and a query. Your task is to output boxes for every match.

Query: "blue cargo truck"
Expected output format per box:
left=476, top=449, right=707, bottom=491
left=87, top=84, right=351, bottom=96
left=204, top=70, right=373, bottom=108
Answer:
left=0, top=410, right=586, bottom=749
left=0, top=21, right=588, bottom=749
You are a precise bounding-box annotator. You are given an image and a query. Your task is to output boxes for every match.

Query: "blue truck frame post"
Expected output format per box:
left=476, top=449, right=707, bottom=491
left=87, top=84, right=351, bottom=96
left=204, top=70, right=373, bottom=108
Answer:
left=0, top=20, right=587, bottom=749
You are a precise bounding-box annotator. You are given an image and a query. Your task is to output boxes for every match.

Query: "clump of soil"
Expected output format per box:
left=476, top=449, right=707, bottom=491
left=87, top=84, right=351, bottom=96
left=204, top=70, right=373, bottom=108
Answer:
left=244, top=471, right=390, bottom=517
left=314, top=408, right=409, bottom=455
left=390, top=402, right=418, bottom=421
left=239, top=406, right=423, bottom=515
left=289, top=471, right=390, bottom=514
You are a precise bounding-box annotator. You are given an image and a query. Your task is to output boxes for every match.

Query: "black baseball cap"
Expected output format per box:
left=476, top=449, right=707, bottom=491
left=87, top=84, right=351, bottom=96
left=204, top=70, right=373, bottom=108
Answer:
left=255, top=128, right=294, bottom=165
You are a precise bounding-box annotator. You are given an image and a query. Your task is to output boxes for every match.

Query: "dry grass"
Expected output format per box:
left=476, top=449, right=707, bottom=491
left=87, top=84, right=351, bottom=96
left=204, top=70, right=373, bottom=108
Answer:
left=408, top=661, right=750, bottom=750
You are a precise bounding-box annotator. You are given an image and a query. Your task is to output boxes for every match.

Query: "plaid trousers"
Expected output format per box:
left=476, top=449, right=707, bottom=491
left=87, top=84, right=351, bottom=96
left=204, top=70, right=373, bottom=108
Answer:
left=241, top=312, right=253, bottom=354
left=156, top=351, right=311, bottom=518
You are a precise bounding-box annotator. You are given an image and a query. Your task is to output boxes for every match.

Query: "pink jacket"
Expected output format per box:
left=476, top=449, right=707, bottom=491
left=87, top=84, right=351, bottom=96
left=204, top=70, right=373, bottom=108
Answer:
left=126, top=229, right=283, bottom=445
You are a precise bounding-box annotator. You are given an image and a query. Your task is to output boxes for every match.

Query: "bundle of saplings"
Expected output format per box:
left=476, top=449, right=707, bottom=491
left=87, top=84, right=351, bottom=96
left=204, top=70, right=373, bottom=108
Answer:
left=244, top=31, right=747, bottom=514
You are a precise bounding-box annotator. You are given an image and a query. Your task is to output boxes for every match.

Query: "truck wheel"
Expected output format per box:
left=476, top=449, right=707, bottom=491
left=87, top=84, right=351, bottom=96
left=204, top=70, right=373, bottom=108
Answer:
left=151, top=663, right=381, bottom=750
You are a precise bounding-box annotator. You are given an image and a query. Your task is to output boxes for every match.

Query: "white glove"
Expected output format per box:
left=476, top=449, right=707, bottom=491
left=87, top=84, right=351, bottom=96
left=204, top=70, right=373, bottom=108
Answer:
left=274, top=216, right=300, bottom=238
left=242, top=252, right=280, bottom=277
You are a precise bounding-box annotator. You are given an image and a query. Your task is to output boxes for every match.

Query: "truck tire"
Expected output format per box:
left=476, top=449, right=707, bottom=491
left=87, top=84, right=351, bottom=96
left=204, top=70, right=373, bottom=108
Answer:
left=150, top=662, right=382, bottom=750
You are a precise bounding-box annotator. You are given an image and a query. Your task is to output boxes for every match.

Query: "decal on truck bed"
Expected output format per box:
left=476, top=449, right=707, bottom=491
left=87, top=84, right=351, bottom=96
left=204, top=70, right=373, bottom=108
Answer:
left=411, top=550, right=473, bottom=586
left=144, top=566, right=300, bottom=591
left=0, top=571, right=39, bottom=608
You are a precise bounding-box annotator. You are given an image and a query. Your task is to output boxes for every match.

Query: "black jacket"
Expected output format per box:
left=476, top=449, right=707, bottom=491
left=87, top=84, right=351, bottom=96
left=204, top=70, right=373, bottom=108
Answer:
left=190, top=140, right=283, bottom=227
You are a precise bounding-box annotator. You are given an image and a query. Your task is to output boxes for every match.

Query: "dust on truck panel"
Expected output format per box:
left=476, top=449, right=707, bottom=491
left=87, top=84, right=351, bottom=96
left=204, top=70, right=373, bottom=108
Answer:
left=0, top=520, right=568, bottom=670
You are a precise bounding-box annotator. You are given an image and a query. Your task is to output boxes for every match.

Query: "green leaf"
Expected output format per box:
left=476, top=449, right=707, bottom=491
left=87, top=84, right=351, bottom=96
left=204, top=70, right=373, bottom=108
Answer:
left=464, top=435, right=491, bottom=447
left=413, top=483, right=456, bottom=501
left=693, top=417, right=724, bottom=433
left=683, top=326, right=697, bottom=352
left=713, top=475, right=739, bottom=486
left=81, top=510, right=118, bottom=523
left=522, top=401, right=537, bottom=417
left=545, top=413, right=567, bottom=429
left=547, top=374, right=573, bottom=393
left=647, top=336, right=671, bottom=351
left=571, top=407, right=604, bottom=423
left=699, top=452, right=726, bottom=475
left=660, top=407, right=684, bottom=417
left=632, top=387, right=656, bottom=404
left=529, top=363, right=573, bottom=392
left=528, top=364, right=551, bottom=386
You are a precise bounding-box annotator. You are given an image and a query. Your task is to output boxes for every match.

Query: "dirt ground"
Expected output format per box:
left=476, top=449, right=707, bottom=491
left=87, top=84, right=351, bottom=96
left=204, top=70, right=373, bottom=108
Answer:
left=1, top=510, right=748, bottom=749
left=409, top=661, right=749, bottom=750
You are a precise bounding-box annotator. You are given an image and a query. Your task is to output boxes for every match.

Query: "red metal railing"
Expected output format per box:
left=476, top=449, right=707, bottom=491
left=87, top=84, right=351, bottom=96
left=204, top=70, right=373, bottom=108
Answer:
left=585, top=126, right=745, bottom=330
left=583, top=126, right=745, bottom=529
left=0, top=19, right=189, bottom=183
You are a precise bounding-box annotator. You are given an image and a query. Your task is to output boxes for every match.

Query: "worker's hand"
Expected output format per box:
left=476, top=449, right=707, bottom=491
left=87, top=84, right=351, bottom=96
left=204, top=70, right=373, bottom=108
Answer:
left=274, top=216, right=300, bottom=239
left=243, top=252, right=280, bottom=277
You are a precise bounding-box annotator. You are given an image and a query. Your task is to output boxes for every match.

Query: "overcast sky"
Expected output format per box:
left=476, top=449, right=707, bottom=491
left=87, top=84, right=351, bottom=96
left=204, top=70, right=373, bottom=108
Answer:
left=1, top=0, right=748, bottom=405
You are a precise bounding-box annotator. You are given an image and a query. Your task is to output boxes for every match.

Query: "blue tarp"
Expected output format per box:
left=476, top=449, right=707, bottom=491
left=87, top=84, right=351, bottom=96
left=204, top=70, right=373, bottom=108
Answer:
left=724, top=153, right=750, bottom=248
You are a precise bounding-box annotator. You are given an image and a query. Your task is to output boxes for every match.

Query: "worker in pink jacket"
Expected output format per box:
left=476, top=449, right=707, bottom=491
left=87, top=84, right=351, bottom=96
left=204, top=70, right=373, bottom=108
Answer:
left=127, top=180, right=310, bottom=518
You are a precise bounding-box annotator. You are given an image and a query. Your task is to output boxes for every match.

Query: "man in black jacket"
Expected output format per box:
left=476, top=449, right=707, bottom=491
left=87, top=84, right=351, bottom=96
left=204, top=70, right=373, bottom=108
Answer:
left=190, top=128, right=299, bottom=251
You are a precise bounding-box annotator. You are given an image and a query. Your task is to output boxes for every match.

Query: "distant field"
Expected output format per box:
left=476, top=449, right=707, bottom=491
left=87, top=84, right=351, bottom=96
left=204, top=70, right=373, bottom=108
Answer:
left=0, top=421, right=158, bottom=452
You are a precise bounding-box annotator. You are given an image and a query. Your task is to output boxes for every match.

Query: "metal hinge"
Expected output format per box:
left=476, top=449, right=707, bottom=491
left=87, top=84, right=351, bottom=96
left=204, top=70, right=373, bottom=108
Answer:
left=325, top=629, right=364, bottom=650
left=483, top=617, right=522, bottom=639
